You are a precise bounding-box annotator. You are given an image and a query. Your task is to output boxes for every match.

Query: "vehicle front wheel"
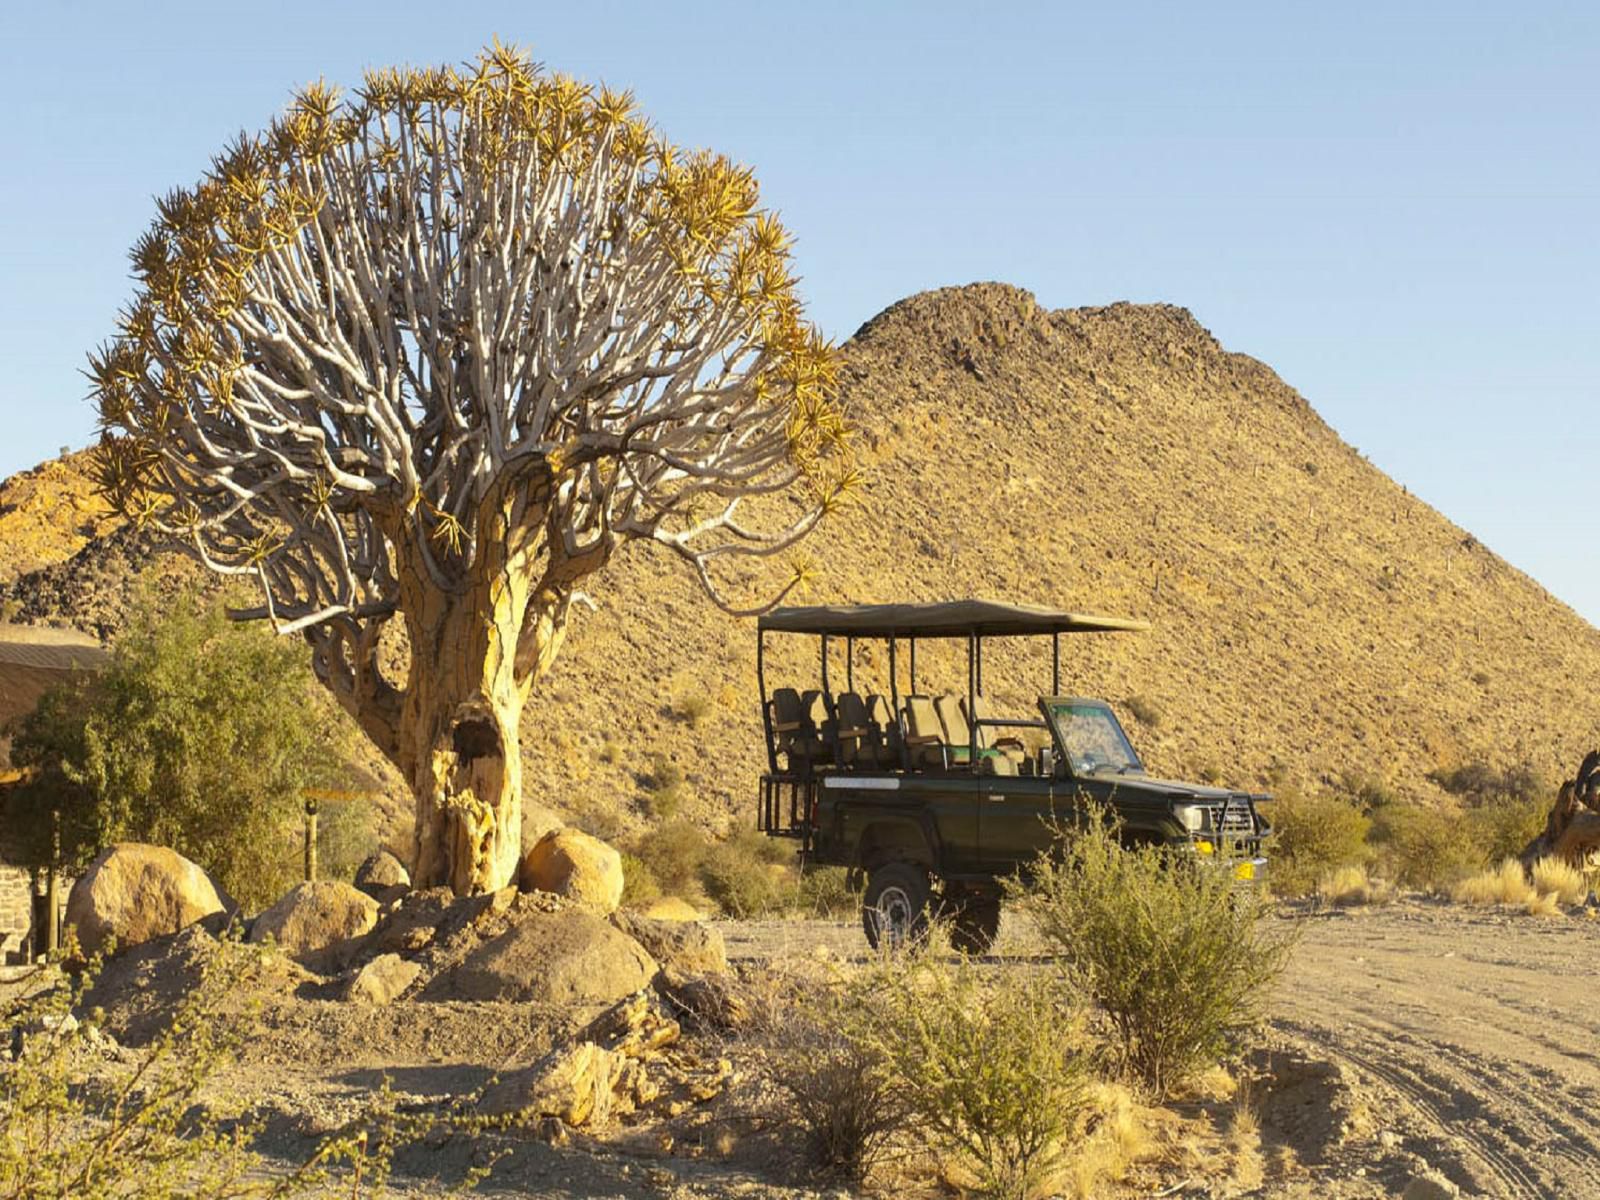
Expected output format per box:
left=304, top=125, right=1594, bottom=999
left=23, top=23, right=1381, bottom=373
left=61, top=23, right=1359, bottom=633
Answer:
left=948, top=896, right=1002, bottom=954
left=861, top=862, right=931, bottom=950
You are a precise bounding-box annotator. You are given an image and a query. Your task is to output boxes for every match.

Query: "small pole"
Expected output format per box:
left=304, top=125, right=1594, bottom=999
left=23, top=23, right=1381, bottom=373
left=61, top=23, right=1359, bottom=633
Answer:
left=303, top=796, right=320, bottom=882
left=45, top=810, right=60, bottom=955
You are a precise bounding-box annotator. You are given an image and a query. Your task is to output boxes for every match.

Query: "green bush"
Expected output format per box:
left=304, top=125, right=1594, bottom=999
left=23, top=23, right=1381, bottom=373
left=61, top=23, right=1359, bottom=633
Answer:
left=1429, top=760, right=1550, bottom=806
left=700, top=828, right=797, bottom=917
left=643, top=754, right=687, bottom=819
left=675, top=692, right=713, bottom=728
left=1369, top=804, right=1487, bottom=891
left=1260, top=792, right=1371, bottom=897
left=852, top=943, right=1093, bottom=1199
left=1124, top=696, right=1162, bottom=728
left=797, top=866, right=858, bottom=917
left=1009, top=808, right=1296, bottom=1098
left=5, top=595, right=363, bottom=909
left=1466, top=794, right=1548, bottom=864
left=619, top=851, right=663, bottom=908
left=1337, top=769, right=1398, bottom=810
left=630, top=820, right=712, bottom=898
left=628, top=822, right=805, bottom=916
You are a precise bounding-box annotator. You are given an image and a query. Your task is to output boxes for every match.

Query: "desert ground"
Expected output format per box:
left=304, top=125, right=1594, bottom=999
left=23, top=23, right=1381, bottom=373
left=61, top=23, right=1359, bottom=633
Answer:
left=141, top=900, right=1594, bottom=1199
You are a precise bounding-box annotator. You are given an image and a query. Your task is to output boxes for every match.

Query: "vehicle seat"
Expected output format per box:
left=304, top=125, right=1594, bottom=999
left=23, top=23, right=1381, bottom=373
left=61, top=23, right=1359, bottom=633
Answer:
left=933, top=694, right=972, bottom=766
left=964, top=694, right=1027, bottom=768
left=804, top=690, right=838, bottom=767
left=903, top=694, right=947, bottom=769
left=834, top=692, right=883, bottom=768
left=867, top=695, right=903, bottom=766
left=771, top=687, right=826, bottom=774
left=977, top=752, right=1018, bottom=776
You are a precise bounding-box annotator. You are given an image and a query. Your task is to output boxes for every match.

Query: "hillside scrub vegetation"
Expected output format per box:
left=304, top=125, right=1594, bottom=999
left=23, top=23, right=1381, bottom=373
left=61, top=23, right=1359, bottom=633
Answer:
left=4, top=595, right=369, bottom=909
left=1008, top=809, right=1295, bottom=1099
left=621, top=820, right=855, bottom=918
left=1261, top=760, right=1554, bottom=898
left=1258, top=792, right=1371, bottom=897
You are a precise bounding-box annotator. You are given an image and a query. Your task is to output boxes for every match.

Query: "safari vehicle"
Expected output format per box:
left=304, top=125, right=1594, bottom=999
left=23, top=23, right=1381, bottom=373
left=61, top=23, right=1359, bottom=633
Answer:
left=754, top=601, right=1271, bottom=949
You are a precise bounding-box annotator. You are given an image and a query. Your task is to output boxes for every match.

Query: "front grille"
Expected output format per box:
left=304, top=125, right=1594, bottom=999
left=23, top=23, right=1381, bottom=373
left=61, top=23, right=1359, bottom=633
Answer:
left=1213, top=799, right=1255, bottom=835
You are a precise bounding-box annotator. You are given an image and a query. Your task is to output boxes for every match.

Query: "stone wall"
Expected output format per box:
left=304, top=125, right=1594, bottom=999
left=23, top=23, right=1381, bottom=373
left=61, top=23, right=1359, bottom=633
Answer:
left=0, top=861, right=32, bottom=962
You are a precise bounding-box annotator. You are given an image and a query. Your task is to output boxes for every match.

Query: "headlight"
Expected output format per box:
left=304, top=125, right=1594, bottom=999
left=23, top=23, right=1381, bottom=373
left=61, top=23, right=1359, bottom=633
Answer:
left=1173, top=803, right=1206, bottom=833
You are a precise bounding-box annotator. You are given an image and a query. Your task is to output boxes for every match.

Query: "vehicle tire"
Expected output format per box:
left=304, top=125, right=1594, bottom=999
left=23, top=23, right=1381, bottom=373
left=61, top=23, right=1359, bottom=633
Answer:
left=948, top=896, right=1002, bottom=955
left=861, top=862, right=932, bottom=950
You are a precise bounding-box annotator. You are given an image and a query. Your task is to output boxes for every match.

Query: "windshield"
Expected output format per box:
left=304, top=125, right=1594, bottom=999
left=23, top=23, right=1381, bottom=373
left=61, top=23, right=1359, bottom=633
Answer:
left=1046, top=701, right=1143, bottom=775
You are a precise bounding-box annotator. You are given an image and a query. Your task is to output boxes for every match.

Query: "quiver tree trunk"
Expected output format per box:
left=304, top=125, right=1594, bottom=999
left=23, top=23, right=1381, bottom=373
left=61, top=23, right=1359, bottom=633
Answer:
left=395, top=560, right=572, bottom=895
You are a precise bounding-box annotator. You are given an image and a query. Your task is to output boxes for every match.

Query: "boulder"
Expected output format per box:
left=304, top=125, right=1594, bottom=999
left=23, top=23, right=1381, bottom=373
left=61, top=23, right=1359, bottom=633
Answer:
left=519, top=829, right=624, bottom=914
left=423, top=907, right=655, bottom=1006
left=641, top=897, right=704, bottom=922
left=478, top=990, right=730, bottom=1127
left=65, top=844, right=228, bottom=958
left=1402, top=1172, right=1460, bottom=1200
left=249, top=881, right=379, bottom=962
left=353, top=851, right=410, bottom=901
left=342, top=953, right=422, bottom=1005
left=521, top=800, right=563, bottom=848
left=612, top=912, right=727, bottom=976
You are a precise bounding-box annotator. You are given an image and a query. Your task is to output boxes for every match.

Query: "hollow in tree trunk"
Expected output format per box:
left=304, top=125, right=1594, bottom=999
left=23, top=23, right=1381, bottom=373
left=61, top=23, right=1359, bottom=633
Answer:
left=397, top=574, right=539, bottom=895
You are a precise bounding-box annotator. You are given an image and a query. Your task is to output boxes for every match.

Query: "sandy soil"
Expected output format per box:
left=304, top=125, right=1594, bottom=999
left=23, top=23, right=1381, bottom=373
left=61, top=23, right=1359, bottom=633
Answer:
left=1273, top=901, right=1600, bottom=1199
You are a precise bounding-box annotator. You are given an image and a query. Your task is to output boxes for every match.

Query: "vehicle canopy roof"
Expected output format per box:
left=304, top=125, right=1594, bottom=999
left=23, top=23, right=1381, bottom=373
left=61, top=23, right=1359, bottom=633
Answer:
left=757, top=600, right=1149, bottom=639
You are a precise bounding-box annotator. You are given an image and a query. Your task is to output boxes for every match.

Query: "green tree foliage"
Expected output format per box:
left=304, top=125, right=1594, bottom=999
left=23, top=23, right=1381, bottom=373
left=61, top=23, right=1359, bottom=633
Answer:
left=7, top=598, right=364, bottom=909
left=1260, top=792, right=1372, bottom=897
left=1009, top=808, right=1295, bottom=1098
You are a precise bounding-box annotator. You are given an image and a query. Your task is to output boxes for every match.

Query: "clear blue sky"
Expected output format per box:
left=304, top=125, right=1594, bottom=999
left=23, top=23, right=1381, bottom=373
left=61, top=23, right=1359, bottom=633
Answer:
left=2, top=2, right=1595, bottom=622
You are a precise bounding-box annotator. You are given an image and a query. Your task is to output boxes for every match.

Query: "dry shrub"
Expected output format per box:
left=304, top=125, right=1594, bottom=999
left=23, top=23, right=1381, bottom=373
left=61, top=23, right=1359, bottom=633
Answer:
left=1009, top=809, right=1296, bottom=1099
left=1531, top=857, right=1588, bottom=906
left=747, top=973, right=910, bottom=1182
left=1317, top=865, right=1392, bottom=907
left=1524, top=890, right=1562, bottom=917
left=796, top=865, right=858, bottom=917
left=700, top=828, right=798, bottom=917
left=629, top=822, right=799, bottom=917
left=1453, top=859, right=1536, bottom=906
left=853, top=944, right=1093, bottom=1200
left=618, top=851, right=663, bottom=908
left=1260, top=792, right=1369, bottom=897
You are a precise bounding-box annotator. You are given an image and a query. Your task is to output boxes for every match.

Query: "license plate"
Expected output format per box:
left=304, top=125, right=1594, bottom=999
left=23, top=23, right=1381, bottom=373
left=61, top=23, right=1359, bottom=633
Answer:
left=1233, top=861, right=1256, bottom=881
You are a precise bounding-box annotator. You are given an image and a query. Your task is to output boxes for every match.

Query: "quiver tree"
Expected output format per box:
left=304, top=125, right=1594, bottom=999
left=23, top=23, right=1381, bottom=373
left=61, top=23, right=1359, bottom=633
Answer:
left=89, top=43, right=853, bottom=895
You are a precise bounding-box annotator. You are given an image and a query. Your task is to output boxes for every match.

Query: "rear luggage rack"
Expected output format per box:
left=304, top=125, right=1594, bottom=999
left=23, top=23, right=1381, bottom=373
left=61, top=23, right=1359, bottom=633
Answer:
left=759, top=775, right=816, bottom=849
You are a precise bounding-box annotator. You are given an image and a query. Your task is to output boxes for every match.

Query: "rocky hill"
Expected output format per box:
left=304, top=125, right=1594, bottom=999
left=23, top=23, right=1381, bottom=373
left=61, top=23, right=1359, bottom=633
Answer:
left=4, top=283, right=1597, bottom=843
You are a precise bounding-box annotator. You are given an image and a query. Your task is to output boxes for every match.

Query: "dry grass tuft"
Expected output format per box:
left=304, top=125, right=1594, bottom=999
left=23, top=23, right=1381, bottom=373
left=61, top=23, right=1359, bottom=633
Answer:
left=1524, top=889, right=1562, bottom=918
left=1317, top=865, right=1393, bottom=907
left=1064, top=1082, right=1152, bottom=1199
left=1453, top=859, right=1536, bottom=907
left=1531, top=857, right=1588, bottom=906
left=1455, top=857, right=1587, bottom=915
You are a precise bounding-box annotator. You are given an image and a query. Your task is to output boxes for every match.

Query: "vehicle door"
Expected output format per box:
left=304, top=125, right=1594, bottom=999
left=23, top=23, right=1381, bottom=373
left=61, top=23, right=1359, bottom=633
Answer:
left=975, top=774, right=1064, bottom=875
